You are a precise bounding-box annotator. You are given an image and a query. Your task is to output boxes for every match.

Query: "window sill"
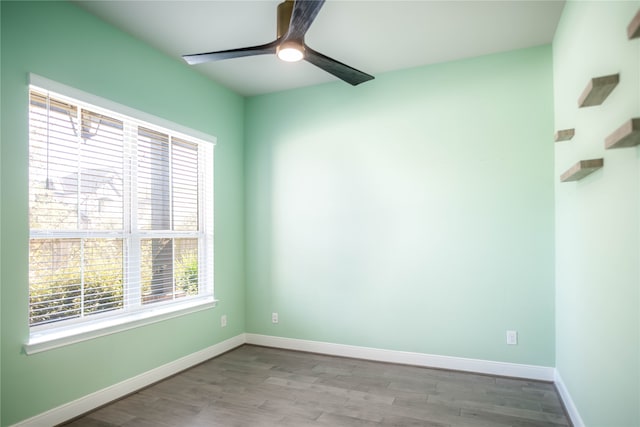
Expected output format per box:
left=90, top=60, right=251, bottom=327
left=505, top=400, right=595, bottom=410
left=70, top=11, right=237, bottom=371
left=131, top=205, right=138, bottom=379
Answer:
left=24, top=297, right=217, bottom=355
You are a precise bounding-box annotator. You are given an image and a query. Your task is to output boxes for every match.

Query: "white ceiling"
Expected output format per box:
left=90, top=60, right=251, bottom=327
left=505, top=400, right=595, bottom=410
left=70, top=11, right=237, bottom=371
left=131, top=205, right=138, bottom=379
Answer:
left=73, top=0, right=565, bottom=96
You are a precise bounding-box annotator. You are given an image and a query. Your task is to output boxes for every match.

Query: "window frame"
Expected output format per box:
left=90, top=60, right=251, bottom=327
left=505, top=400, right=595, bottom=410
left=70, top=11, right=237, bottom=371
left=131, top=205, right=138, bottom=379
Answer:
left=25, top=74, right=217, bottom=355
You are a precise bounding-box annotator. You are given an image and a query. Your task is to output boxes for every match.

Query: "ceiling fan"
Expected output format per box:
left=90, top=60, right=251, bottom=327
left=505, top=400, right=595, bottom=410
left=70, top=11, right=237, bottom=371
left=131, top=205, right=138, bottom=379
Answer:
left=182, top=0, right=374, bottom=86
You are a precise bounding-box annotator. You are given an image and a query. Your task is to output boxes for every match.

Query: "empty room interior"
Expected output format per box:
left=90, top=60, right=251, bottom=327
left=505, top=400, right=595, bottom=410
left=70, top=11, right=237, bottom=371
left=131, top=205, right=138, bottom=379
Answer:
left=1, top=1, right=639, bottom=426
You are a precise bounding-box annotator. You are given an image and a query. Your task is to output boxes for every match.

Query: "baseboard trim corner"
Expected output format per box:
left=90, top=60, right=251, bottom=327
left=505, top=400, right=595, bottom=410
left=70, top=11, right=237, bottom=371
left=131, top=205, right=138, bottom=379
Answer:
left=11, top=334, right=246, bottom=427
left=245, top=333, right=555, bottom=381
left=554, top=370, right=586, bottom=427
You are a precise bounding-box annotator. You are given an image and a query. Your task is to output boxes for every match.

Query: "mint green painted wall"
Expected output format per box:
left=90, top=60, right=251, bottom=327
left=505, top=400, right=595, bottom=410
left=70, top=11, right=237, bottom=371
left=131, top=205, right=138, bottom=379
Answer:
left=245, top=46, right=555, bottom=366
left=0, top=2, right=245, bottom=425
left=0, top=1, right=3, bottom=423
left=553, top=2, right=640, bottom=426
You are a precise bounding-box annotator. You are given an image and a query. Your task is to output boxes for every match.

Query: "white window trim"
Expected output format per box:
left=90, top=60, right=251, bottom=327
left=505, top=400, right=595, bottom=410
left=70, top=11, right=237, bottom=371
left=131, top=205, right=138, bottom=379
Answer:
left=28, top=74, right=217, bottom=145
left=25, top=74, right=218, bottom=355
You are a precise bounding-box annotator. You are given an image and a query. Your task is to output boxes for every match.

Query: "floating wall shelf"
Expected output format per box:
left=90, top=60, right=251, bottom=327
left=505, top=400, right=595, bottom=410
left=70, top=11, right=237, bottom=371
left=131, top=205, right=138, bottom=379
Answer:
left=629, top=9, right=640, bottom=39
left=578, top=74, right=619, bottom=107
left=560, top=159, right=604, bottom=182
left=605, top=118, right=640, bottom=149
left=554, top=128, right=575, bottom=142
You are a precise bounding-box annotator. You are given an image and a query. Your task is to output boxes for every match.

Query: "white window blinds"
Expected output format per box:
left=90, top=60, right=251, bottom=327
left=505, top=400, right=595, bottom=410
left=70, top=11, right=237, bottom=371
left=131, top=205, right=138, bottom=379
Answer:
left=28, top=81, right=214, bottom=340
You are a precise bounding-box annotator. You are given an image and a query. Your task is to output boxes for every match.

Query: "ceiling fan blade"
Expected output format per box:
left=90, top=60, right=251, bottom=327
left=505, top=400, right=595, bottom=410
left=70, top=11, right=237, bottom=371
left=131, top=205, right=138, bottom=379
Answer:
left=182, top=40, right=279, bottom=65
left=285, top=0, right=326, bottom=40
left=304, top=46, right=374, bottom=86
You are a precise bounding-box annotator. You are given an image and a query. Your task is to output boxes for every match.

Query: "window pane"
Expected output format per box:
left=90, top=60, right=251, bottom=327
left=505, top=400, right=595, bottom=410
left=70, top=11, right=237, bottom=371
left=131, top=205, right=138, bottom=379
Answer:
left=141, top=238, right=173, bottom=304
left=172, top=138, right=198, bottom=231
left=29, top=238, right=125, bottom=326
left=29, top=92, right=80, bottom=230
left=138, top=128, right=170, bottom=230
left=174, top=238, right=198, bottom=297
left=29, top=239, right=81, bottom=326
left=78, top=110, right=124, bottom=230
left=83, top=238, right=124, bottom=315
left=29, top=92, right=125, bottom=231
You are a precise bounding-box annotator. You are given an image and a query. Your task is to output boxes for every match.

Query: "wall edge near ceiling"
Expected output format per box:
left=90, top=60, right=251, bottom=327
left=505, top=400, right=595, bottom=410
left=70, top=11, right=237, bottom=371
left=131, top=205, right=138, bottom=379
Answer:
left=9, top=334, right=247, bottom=427
left=245, top=333, right=556, bottom=381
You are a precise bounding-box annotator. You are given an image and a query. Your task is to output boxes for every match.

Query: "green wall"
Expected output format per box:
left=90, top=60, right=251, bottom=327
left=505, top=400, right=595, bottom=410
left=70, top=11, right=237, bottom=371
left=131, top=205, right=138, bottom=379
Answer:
left=0, top=2, right=245, bottom=425
left=0, top=1, right=3, bottom=423
left=553, top=2, right=640, bottom=426
left=244, top=46, right=556, bottom=366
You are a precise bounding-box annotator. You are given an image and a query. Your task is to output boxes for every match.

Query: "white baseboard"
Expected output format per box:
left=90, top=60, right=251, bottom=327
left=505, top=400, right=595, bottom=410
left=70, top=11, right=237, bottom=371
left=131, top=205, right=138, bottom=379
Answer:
left=11, top=334, right=246, bottom=427
left=13, top=333, right=581, bottom=427
left=245, top=333, right=556, bottom=381
left=554, top=370, right=585, bottom=427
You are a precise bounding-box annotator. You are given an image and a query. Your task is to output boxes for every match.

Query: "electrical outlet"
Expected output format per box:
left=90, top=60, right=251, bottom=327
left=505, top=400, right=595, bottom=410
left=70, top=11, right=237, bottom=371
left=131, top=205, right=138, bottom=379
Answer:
left=506, top=330, right=518, bottom=345
left=271, top=312, right=279, bottom=324
left=220, top=314, right=227, bottom=328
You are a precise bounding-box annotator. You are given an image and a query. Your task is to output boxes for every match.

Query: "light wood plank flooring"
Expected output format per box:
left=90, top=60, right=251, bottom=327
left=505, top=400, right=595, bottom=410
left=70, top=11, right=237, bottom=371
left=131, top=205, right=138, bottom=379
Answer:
left=63, top=345, right=571, bottom=427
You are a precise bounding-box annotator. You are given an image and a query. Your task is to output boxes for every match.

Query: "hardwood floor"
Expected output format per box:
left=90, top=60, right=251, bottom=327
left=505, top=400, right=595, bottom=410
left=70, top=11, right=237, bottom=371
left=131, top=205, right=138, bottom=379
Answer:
left=63, top=345, right=571, bottom=427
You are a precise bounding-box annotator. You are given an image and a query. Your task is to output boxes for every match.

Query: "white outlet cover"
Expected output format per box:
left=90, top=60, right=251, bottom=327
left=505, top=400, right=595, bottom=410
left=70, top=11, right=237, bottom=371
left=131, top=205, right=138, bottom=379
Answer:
left=271, top=312, right=279, bottom=324
left=221, top=315, right=227, bottom=327
left=506, top=330, right=518, bottom=345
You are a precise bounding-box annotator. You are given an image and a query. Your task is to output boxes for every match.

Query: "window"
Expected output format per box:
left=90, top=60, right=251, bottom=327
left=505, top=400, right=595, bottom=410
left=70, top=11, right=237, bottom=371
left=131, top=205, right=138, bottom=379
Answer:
left=26, top=75, right=215, bottom=354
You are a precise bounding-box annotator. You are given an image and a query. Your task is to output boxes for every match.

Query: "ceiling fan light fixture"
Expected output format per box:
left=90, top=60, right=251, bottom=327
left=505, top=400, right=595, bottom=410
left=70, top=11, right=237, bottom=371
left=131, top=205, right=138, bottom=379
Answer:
left=182, top=0, right=374, bottom=85
left=277, top=41, right=304, bottom=62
